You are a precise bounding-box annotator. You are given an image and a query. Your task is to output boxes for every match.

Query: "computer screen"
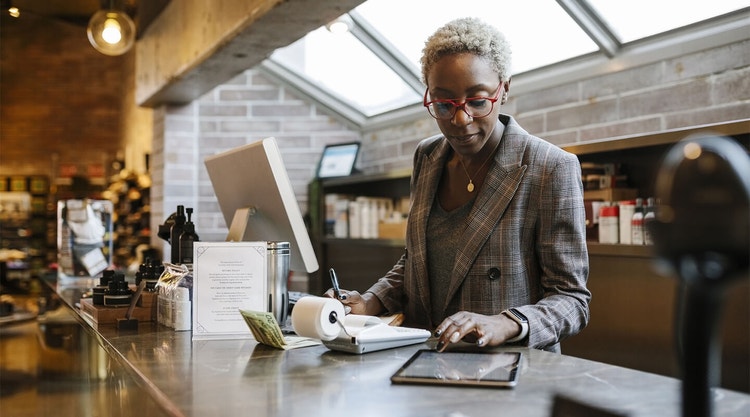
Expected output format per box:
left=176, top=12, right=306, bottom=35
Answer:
left=204, top=137, right=319, bottom=273
left=316, top=142, right=360, bottom=178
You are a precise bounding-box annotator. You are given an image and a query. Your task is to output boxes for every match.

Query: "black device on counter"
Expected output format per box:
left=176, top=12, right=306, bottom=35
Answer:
left=648, top=134, right=750, bottom=417
left=391, top=349, right=522, bottom=388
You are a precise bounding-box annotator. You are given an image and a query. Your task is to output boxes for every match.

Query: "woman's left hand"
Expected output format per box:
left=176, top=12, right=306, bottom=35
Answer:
left=433, top=311, right=521, bottom=352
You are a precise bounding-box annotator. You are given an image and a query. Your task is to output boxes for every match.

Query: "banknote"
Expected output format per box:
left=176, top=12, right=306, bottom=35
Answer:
left=239, top=309, right=320, bottom=350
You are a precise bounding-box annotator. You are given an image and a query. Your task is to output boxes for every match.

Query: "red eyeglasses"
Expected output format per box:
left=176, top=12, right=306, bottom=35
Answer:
left=423, top=83, right=503, bottom=120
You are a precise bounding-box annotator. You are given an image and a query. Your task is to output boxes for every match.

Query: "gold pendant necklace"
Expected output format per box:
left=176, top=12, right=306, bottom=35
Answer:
left=457, top=140, right=500, bottom=193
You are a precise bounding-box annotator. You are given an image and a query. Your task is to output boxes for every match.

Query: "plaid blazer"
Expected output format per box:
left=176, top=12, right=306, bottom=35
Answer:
left=368, top=114, right=591, bottom=352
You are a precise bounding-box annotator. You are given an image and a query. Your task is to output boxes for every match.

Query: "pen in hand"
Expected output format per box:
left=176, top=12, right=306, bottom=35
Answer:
left=329, top=268, right=347, bottom=300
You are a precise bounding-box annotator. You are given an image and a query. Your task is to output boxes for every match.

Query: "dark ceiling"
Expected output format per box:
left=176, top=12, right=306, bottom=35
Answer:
left=4, top=0, right=169, bottom=37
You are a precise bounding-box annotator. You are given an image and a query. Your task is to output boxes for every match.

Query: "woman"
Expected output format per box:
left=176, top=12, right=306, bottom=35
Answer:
left=330, top=17, right=590, bottom=353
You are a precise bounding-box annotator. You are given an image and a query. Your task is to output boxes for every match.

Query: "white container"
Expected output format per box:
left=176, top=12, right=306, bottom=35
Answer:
left=598, top=205, right=619, bottom=244
left=173, top=287, right=192, bottom=331
left=348, top=201, right=360, bottom=238
left=618, top=201, right=635, bottom=244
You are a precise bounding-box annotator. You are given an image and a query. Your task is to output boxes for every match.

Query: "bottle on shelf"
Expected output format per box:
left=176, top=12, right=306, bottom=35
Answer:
left=618, top=200, right=636, bottom=245
left=631, top=198, right=644, bottom=245
left=179, top=207, right=199, bottom=268
left=598, top=203, right=619, bottom=244
left=643, top=197, right=655, bottom=245
left=169, top=205, right=186, bottom=264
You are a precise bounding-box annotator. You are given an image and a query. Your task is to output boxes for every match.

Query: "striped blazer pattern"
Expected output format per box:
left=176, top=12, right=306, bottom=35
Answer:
left=368, top=114, right=591, bottom=352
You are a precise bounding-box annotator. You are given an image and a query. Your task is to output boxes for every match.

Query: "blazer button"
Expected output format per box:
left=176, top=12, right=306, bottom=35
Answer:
left=487, top=268, right=501, bottom=280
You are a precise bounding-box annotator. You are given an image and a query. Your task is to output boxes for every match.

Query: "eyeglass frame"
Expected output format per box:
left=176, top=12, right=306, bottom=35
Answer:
left=422, top=83, right=504, bottom=120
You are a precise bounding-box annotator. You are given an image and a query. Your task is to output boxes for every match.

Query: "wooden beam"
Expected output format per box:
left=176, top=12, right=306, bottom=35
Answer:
left=135, top=0, right=364, bottom=107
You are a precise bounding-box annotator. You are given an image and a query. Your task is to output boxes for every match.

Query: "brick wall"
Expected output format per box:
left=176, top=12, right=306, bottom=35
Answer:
left=0, top=14, right=128, bottom=180
left=357, top=39, right=750, bottom=172
left=150, top=71, right=361, bottom=276
left=513, top=39, right=750, bottom=145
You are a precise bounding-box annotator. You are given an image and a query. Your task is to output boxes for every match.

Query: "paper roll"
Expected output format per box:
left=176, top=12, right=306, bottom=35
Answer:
left=291, top=296, right=345, bottom=341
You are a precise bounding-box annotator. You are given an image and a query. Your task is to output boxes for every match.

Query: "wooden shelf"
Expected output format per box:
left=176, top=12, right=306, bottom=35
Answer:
left=586, top=242, right=654, bottom=258
left=583, top=188, right=638, bottom=201
left=561, top=118, right=750, bottom=155
left=322, top=237, right=405, bottom=248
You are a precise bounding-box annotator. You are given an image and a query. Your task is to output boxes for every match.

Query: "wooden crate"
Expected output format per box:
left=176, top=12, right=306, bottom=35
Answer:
left=80, top=297, right=154, bottom=325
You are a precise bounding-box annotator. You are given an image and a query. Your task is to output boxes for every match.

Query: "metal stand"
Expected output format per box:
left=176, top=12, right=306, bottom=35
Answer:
left=675, top=255, right=736, bottom=417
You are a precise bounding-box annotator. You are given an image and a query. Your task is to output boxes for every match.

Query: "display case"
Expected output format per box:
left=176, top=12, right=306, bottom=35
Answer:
left=308, top=168, right=411, bottom=295
left=0, top=175, right=55, bottom=292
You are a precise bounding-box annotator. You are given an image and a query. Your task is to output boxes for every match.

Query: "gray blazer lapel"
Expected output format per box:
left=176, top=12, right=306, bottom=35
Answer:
left=408, top=138, right=450, bottom=317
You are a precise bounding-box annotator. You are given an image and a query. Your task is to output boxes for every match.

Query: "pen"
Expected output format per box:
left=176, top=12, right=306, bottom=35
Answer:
left=329, top=268, right=346, bottom=300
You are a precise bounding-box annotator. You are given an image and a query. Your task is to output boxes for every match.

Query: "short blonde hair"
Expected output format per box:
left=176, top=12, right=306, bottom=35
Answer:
left=420, top=17, right=512, bottom=86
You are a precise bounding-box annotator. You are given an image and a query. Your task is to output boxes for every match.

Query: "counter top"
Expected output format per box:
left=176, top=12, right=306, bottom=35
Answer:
left=49, top=279, right=750, bottom=417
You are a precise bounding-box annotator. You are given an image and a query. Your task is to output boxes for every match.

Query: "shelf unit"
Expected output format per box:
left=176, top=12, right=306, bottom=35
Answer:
left=108, top=173, right=151, bottom=270
left=563, top=119, right=750, bottom=199
left=0, top=175, right=55, bottom=292
left=308, top=169, right=411, bottom=295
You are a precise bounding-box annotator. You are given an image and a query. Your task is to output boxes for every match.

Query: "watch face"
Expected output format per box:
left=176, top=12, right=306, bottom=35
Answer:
left=507, top=309, right=527, bottom=323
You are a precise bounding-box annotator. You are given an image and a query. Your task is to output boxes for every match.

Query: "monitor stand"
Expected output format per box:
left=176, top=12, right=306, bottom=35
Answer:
left=226, top=206, right=257, bottom=242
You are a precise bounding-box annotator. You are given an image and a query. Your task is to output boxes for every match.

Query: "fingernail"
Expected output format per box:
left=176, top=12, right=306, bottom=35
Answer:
left=433, top=329, right=442, bottom=337
left=476, top=339, right=485, bottom=347
left=436, top=341, right=445, bottom=351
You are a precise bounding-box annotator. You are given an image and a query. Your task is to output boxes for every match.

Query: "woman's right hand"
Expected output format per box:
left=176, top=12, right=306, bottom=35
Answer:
left=323, top=288, right=384, bottom=316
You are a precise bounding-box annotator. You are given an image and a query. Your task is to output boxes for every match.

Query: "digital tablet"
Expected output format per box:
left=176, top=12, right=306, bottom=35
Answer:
left=316, top=142, right=360, bottom=178
left=391, top=349, right=522, bottom=388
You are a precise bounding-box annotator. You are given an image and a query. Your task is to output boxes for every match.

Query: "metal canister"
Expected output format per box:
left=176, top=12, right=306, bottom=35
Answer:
left=267, top=241, right=290, bottom=325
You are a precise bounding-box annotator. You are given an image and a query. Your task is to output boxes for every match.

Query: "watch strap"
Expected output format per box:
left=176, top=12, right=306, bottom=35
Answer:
left=502, top=308, right=529, bottom=343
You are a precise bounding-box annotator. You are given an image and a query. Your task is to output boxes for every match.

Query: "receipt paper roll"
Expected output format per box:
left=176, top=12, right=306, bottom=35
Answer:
left=291, top=296, right=345, bottom=341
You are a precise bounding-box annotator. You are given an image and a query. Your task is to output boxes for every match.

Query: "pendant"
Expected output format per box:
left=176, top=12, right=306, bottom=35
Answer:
left=467, top=181, right=475, bottom=193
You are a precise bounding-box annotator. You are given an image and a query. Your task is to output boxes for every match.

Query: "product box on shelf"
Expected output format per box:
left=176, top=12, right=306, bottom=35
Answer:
left=377, top=221, right=407, bottom=240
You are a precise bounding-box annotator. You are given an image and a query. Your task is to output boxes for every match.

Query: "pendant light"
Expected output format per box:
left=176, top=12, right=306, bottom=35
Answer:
left=86, top=1, right=135, bottom=56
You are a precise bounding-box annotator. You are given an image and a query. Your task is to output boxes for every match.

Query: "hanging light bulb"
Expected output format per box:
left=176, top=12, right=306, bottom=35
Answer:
left=101, top=17, right=123, bottom=44
left=87, top=9, right=135, bottom=56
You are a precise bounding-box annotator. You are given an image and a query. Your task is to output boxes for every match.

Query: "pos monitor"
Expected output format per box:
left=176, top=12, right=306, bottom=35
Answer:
left=204, top=137, right=319, bottom=274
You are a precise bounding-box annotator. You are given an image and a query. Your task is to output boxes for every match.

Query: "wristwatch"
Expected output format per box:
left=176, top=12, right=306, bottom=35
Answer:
left=502, top=308, right=529, bottom=343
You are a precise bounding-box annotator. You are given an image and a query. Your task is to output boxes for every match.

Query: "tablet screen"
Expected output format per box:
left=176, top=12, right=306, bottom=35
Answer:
left=317, top=142, right=360, bottom=178
left=391, top=349, right=522, bottom=388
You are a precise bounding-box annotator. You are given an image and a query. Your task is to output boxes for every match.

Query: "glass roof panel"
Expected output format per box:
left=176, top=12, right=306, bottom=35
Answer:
left=354, top=0, right=599, bottom=75
left=587, top=0, right=750, bottom=42
left=267, top=0, right=748, bottom=122
left=270, top=27, right=419, bottom=116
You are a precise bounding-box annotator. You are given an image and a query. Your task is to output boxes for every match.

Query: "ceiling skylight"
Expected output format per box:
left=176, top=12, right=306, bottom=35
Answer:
left=266, top=0, right=749, bottom=124
left=271, top=26, right=419, bottom=116
left=354, top=0, right=598, bottom=75
left=587, top=0, right=750, bottom=42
